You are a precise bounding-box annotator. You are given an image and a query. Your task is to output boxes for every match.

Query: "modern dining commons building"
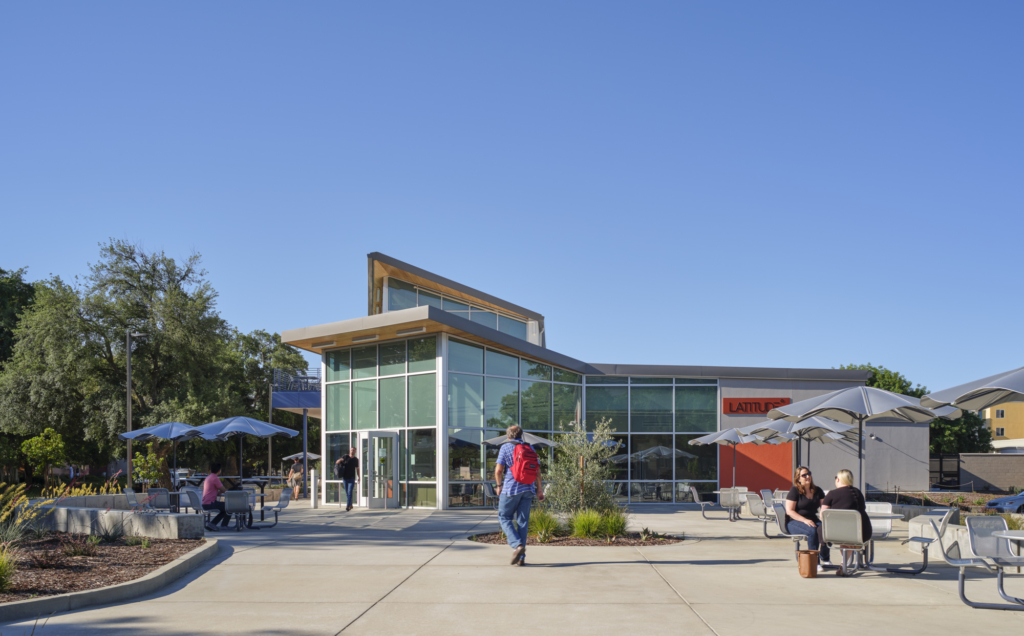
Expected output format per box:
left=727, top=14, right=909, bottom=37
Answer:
left=281, top=253, right=928, bottom=510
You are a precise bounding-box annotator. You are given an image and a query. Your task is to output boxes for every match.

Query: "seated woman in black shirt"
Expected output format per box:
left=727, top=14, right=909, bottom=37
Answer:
left=821, top=469, right=872, bottom=542
left=785, top=466, right=830, bottom=567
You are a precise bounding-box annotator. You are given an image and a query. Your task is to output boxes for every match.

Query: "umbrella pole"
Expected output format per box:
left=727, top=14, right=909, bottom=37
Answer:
left=173, top=440, right=177, bottom=490
left=239, top=436, right=243, bottom=486
left=858, top=418, right=864, bottom=492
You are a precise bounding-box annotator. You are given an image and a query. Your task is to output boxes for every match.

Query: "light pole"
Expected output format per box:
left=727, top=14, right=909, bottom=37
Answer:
left=126, top=330, right=147, bottom=490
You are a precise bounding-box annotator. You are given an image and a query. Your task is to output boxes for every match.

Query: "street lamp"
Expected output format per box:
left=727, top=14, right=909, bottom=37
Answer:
left=126, top=330, right=148, bottom=490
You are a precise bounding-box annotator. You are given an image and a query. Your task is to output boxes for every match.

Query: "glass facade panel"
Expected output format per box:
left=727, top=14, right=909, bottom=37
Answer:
left=631, top=377, right=672, bottom=385
left=379, top=377, right=405, bottom=428
left=676, top=386, right=718, bottom=432
left=449, top=483, right=483, bottom=508
left=630, top=387, right=673, bottom=432
left=443, top=298, right=469, bottom=311
left=553, top=384, right=581, bottom=429
left=409, top=484, right=436, bottom=507
left=675, top=481, right=716, bottom=503
left=418, top=289, right=443, bottom=308
left=484, top=376, right=518, bottom=428
left=448, top=428, right=483, bottom=481
left=586, top=376, right=628, bottom=385
left=485, top=430, right=502, bottom=477
left=607, top=435, right=628, bottom=480
left=353, top=380, right=377, bottom=429
left=409, top=429, right=436, bottom=481
left=388, top=278, right=418, bottom=311
left=498, top=316, right=528, bottom=340
left=521, top=360, right=552, bottom=381
left=379, top=342, right=406, bottom=376
left=408, top=336, right=437, bottom=373
left=399, top=430, right=407, bottom=481
left=325, top=433, right=351, bottom=479
left=408, top=373, right=436, bottom=427
left=676, top=435, right=718, bottom=481
left=325, top=482, right=342, bottom=504
left=521, top=381, right=552, bottom=430
left=448, top=340, right=484, bottom=374
left=470, top=310, right=498, bottom=329
left=448, top=373, right=483, bottom=427
left=325, top=383, right=350, bottom=431
left=675, top=378, right=718, bottom=385
left=584, top=386, right=628, bottom=432
left=608, top=482, right=629, bottom=504
left=632, top=481, right=673, bottom=503
left=630, top=434, right=674, bottom=481
left=326, top=349, right=350, bottom=382
left=352, top=345, right=377, bottom=379
left=553, top=369, right=582, bottom=384
left=485, top=350, right=518, bottom=378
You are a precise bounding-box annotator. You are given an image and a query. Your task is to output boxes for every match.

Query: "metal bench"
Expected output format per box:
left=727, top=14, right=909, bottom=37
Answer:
left=822, top=509, right=869, bottom=576
left=931, top=516, right=1024, bottom=611
left=771, top=502, right=807, bottom=561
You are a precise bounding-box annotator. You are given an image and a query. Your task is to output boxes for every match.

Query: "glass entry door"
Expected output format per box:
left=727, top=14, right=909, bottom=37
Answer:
left=367, top=432, right=399, bottom=509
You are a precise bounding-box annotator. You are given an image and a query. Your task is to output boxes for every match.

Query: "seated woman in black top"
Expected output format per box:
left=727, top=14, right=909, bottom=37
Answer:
left=785, top=466, right=830, bottom=565
left=821, top=469, right=872, bottom=542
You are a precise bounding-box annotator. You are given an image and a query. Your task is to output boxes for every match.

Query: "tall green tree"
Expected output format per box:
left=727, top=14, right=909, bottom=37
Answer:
left=0, top=267, right=35, bottom=366
left=838, top=363, right=928, bottom=397
left=0, top=240, right=313, bottom=473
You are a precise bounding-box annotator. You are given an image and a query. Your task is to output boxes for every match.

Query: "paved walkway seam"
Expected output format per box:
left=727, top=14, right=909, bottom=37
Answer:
left=636, top=544, right=721, bottom=636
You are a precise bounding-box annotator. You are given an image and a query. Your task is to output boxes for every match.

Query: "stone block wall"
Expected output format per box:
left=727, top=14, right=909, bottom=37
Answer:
left=959, top=454, right=1024, bottom=492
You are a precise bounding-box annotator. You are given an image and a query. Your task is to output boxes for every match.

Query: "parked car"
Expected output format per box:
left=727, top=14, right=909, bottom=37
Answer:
left=984, top=492, right=1024, bottom=514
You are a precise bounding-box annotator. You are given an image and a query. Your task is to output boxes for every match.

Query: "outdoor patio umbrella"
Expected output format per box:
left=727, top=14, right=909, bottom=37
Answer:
left=921, top=366, right=1024, bottom=411
left=631, top=445, right=696, bottom=460
left=281, top=452, right=321, bottom=461
left=688, top=428, right=759, bottom=489
left=119, top=422, right=205, bottom=488
left=194, top=416, right=298, bottom=485
left=483, top=432, right=559, bottom=447
left=765, top=387, right=960, bottom=491
left=745, top=416, right=859, bottom=465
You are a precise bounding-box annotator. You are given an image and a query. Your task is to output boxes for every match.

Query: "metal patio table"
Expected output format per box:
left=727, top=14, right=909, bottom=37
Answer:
left=993, top=530, right=1024, bottom=573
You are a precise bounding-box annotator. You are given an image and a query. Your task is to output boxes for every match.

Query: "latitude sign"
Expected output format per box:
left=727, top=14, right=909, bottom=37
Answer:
left=722, top=397, right=792, bottom=415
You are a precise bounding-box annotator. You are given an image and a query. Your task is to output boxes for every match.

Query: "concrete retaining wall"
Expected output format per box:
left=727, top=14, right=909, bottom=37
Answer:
left=37, top=504, right=204, bottom=540
left=959, top=453, right=1024, bottom=492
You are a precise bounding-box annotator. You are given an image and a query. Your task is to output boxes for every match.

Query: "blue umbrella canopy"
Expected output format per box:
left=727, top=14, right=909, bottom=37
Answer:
left=118, top=422, right=203, bottom=442
left=194, top=416, right=298, bottom=441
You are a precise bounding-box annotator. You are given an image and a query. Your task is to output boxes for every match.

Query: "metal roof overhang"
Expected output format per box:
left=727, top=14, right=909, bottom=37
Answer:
left=281, top=306, right=593, bottom=374
left=587, top=364, right=872, bottom=383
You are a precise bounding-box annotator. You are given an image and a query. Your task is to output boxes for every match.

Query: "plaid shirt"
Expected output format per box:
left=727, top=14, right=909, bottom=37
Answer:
left=496, top=441, right=536, bottom=496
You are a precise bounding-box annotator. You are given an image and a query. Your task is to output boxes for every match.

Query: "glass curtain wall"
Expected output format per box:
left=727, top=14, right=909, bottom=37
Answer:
left=446, top=338, right=582, bottom=508
left=323, top=335, right=438, bottom=508
left=584, top=376, right=719, bottom=503
left=388, top=277, right=529, bottom=341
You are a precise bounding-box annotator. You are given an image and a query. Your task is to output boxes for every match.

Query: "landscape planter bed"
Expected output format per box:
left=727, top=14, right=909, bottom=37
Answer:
left=0, top=534, right=205, bottom=604
left=470, top=532, right=682, bottom=547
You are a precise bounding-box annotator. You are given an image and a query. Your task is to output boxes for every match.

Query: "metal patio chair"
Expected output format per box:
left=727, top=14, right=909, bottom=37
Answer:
left=719, top=488, right=743, bottom=522
left=251, top=488, right=292, bottom=529
left=866, top=507, right=954, bottom=576
left=223, top=491, right=252, bottom=531
left=931, top=516, right=1024, bottom=611
left=822, top=509, right=869, bottom=576
left=147, top=488, right=172, bottom=512
left=124, top=488, right=156, bottom=511
left=482, top=482, right=500, bottom=510
left=690, top=486, right=728, bottom=520
left=771, top=502, right=807, bottom=561
left=865, top=502, right=894, bottom=540
left=177, top=486, right=204, bottom=513
left=966, top=515, right=1024, bottom=607
left=743, top=493, right=775, bottom=538
left=759, top=490, right=781, bottom=538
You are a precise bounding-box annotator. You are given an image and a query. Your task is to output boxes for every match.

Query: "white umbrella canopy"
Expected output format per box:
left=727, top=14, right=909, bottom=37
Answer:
left=483, top=432, right=559, bottom=448
left=766, top=387, right=960, bottom=490
left=745, top=416, right=859, bottom=465
left=689, top=428, right=760, bottom=488
left=921, top=366, right=1024, bottom=411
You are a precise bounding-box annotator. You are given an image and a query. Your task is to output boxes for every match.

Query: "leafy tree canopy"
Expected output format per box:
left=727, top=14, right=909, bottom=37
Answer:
left=0, top=240, right=310, bottom=471
left=838, top=363, right=927, bottom=398
left=0, top=267, right=35, bottom=366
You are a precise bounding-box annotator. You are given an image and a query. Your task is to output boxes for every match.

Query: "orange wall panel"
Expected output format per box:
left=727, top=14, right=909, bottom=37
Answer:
left=719, top=442, right=793, bottom=491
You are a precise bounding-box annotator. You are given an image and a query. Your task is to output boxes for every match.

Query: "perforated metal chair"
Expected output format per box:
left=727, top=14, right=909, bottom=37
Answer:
left=772, top=503, right=807, bottom=561
left=865, top=502, right=894, bottom=540
left=966, top=515, right=1024, bottom=607
left=250, top=488, right=292, bottom=528
left=482, top=482, right=499, bottom=510
left=931, top=516, right=1023, bottom=611
left=147, top=488, right=172, bottom=512
left=822, top=509, right=869, bottom=576
left=185, top=490, right=218, bottom=530
left=177, top=487, right=204, bottom=513
left=719, top=488, right=743, bottom=522
left=690, top=486, right=727, bottom=520
left=223, top=491, right=252, bottom=531
left=124, top=488, right=155, bottom=511
left=867, top=508, right=953, bottom=575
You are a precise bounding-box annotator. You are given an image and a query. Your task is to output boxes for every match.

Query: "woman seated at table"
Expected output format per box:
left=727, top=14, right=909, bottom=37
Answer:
left=820, top=469, right=872, bottom=543
left=785, top=466, right=830, bottom=567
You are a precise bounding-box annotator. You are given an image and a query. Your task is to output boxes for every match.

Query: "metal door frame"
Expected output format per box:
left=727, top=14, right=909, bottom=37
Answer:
left=366, top=431, right=399, bottom=509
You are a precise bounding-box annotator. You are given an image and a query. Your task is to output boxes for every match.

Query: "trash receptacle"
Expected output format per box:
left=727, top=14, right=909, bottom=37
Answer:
left=798, top=550, right=819, bottom=578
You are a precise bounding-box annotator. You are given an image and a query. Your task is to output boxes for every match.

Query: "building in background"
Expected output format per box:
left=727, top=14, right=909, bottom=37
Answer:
left=982, top=403, right=1024, bottom=454
left=282, top=253, right=916, bottom=510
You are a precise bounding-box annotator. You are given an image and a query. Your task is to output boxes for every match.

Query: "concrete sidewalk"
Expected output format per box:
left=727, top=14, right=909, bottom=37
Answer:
left=2, top=506, right=1023, bottom=635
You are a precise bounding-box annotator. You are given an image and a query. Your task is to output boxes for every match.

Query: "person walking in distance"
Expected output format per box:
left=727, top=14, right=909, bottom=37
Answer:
left=287, top=457, right=304, bottom=500
left=495, top=425, right=544, bottom=566
left=335, top=447, right=360, bottom=511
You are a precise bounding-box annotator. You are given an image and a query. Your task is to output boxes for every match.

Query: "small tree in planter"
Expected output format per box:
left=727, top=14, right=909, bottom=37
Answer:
left=132, top=443, right=163, bottom=493
left=21, top=428, right=67, bottom=490
left=544, top=418, right=623, bottom=514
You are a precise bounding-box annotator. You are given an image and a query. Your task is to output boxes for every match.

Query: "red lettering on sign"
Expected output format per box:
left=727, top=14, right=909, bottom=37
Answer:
left=722, top=397, right=792, bottom=415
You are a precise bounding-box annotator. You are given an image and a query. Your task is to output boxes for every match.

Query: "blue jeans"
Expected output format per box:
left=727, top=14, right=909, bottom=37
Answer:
left=498, top=491, right=533, bottom=550
left=344, top=479, right=355, bottom=507
left=787, top=518, right=830, bottom=562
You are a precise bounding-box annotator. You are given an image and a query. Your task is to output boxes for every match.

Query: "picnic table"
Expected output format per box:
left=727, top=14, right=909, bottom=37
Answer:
left=181, top=476, right=272, bottom=521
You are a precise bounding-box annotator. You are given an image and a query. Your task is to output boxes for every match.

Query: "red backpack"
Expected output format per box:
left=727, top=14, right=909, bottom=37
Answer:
left=510, top=443, right=540, bottom=485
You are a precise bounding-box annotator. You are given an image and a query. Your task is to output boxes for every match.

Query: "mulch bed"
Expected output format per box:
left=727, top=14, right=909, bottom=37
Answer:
left=0, top=534, right=205, bottom=604
left=471, top=532, right=682, bottom=547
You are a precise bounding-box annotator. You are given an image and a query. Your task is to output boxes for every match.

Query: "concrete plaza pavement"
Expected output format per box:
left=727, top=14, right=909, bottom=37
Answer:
left=2, top=504, right=1024, bottom=635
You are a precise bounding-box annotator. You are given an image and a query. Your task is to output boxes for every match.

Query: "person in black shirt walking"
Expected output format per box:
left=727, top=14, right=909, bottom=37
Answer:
left=335, top=447, right=360, bottom=511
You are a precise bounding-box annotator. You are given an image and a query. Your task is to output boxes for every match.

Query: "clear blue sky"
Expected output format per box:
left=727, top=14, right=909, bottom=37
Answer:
left=2, top=3, right=1022, bottom=393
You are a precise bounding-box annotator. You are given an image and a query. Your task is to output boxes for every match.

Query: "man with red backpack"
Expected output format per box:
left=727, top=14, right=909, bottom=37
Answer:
left=494, top=425, right=544, bottom=566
